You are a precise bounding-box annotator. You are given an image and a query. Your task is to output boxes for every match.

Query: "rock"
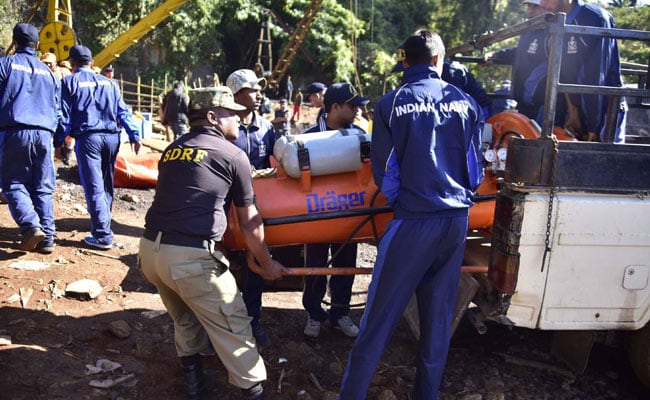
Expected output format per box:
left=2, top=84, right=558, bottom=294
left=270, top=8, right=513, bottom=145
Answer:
left=328, top=361, right=343, bottom=375
left=370, top=373, right=387, bottom=385
left=120, top=193, right=139, bottom=203
left=320, top=391, right=338, bottom=400
left=460, top=394, right=482, bottom=400
left=377, top=389, right=397, bottom=400
left=485, top=392, right=505, bottom=400
left=109, top=320, right=131, bottom=339
left=297, top=389, right=314, bottom=400
left=65, top=279, right=103, bottom=300
left=9, top=260, right=49, bottom=271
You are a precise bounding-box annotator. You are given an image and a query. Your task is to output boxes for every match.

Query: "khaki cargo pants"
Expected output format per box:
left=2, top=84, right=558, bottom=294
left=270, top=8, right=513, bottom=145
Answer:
left=138, top=235, right=266, bottom=389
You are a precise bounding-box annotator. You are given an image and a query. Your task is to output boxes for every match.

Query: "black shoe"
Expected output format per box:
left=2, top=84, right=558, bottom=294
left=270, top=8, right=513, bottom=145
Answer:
left=20, top=228, right=46, bottom=251
left=251, top=322, right=271, bottom=347
left=35, top=241, right=54, bottom=254
left=181, top=357, right=205, bottom=400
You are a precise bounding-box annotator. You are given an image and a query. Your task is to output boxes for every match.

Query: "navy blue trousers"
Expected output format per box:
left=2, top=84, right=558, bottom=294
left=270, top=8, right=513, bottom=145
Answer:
left=75, top=133, right=120, bottom=245
left=339, top=214, right=468, bottom=400
left=1, top=128, right=56, bottom=244
left=302, top=243, right=357, bottom=323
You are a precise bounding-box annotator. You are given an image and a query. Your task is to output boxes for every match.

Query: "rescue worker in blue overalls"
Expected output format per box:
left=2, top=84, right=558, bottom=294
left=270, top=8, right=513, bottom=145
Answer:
left=339, top=29, right=484, bottom=399
left=57, top=45, right=141, bottom=250
left=540, top=0, right=626, bottom=142
left=0, top=23, right=60, bottom=253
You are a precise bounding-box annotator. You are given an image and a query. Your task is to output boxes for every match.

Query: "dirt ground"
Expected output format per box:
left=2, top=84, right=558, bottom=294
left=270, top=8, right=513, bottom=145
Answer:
left=1, top=146, right=649, bottom=400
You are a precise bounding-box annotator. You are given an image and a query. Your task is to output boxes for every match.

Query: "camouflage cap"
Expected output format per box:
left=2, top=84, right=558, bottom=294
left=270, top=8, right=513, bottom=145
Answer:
left=226, top=69, right=267, bottom=95
left=189, top=86, right=246, bottom=112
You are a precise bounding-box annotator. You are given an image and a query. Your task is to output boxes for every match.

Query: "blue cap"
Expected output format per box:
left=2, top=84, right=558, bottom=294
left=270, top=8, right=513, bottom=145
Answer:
left=306, top=81, right=327, bottom=95
left=69, top=45, right=93, bottom=64
left=323, top=82, right=369, bottom=109
left=13, top=23, right=39, bottom=46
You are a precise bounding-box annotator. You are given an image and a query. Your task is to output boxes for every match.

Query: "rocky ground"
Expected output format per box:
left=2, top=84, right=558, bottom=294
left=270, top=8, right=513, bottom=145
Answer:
left=0, top=145, right=648, bottom=400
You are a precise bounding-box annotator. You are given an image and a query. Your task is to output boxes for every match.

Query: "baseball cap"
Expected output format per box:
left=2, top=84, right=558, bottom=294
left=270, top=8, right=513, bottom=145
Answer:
left=323, top=82, right=369, bottom=109
left=306, top=81, right=327, bottom=95
left=189, top=86, right=246, bottom=112
left=502, top=79, right=512, bottom=85
left=523, top=0, right=541, bottom=4
left=69, top=45, right=93, bottom=63
left=13, top=23, right=39, bottom=47
left=103, top=65, right=114, bottom=72
left=280, top=98, right=287, bottom=103
left=40, top=52, right=57, bottom=65
left=226, top=69, right=267, bottom=95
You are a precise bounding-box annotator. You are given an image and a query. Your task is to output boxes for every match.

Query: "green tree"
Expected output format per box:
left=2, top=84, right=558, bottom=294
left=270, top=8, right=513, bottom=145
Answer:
left=0, top=0, right=32, bottom=52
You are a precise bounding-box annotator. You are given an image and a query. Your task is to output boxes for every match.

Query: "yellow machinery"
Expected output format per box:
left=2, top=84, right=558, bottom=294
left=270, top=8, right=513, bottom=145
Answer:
left=39, top=0, right=75, bottom=60
left=92, top=0, right=189, bottom=69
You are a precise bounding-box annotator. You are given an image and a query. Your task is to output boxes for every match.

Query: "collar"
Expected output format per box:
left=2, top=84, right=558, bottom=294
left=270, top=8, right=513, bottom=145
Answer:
left=15, top=46, right=36, bottom=56
left=190, top=124, right=225, bottom=138
left=240, top=111, right=261, bottom=129
left=401, top=64, right=442, bottom=84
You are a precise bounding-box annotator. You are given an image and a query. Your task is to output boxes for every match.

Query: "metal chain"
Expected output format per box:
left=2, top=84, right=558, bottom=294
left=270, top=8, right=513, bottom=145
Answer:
left=541, top=134, right=559, bottom=272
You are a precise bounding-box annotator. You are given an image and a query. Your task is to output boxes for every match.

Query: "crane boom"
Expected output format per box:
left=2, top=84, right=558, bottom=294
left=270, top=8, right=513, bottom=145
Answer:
left=92, top=0, right=189, bottom=69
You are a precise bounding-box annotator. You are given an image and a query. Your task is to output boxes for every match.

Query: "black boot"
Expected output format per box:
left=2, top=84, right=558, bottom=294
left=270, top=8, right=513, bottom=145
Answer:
left=241, top=382, right=264, bottom=400
left=181, top=355, right=205, bottom=400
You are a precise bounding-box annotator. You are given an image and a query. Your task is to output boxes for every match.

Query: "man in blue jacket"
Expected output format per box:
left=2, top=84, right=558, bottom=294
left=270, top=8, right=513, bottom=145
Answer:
left=540, top=0, right=626, bottom=142
left=58, top=45, right=141, bottom=250
left=487, top=0, right=551, bottom=122
left=339, top=29, right=484, bottom=399
left=0, top=23, right=60, bottom=253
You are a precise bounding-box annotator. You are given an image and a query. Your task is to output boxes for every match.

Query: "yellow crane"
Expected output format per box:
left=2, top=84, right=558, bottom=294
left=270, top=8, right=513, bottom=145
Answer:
left=92, top=0, right=190, bottom=69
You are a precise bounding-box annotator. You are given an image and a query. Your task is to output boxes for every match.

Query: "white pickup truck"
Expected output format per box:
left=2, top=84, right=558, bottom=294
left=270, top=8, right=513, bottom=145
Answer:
left=453, top=12, right=650, bottom=388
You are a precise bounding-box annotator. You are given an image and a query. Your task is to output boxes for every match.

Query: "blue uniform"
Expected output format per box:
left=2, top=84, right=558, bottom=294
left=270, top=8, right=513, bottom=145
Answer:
left=493, top=28, right=550, bottom=120
left=0, top=46, right=60, bottom=247
left=339, top=64, right=484, bottom=399
left=232, top=112, right=275, bottom=331
left=443, top=60, right=492, bottom=117
left=231, top=112, right=275, bottom=170
left=59, top=67, right=140, bottom=246
left=395, top=58, right=492, bottom=117
left=560, top=1, right=625, bottom=141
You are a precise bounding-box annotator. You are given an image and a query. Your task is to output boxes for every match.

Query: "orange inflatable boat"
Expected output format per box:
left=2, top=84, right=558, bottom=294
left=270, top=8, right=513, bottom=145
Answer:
left=112, top=112, right=572, bottom=250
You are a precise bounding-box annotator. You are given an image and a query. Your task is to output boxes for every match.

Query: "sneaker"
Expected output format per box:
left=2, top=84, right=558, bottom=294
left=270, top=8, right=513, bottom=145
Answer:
left=251, top=322, right=271, bottom=347
left=20, top=227, right=46, bottom=251
left=335, top=316, right=359, bottom=337
left=83, top=235, right=112, bottom=250
left=303, top=318, right=322, bottom=338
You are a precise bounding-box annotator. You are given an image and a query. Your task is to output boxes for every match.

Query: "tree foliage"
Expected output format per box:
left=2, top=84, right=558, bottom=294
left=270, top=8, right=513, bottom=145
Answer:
left=1, top=1, right=648, bottom=102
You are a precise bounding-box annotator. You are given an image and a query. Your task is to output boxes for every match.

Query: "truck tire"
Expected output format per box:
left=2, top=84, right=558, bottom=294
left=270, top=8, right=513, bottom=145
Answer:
left=628, top=322, right=650, bottom=388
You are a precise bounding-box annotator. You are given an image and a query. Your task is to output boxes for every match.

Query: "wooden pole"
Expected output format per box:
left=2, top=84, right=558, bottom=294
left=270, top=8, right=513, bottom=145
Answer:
left=281, top=265, right=488, bottom=276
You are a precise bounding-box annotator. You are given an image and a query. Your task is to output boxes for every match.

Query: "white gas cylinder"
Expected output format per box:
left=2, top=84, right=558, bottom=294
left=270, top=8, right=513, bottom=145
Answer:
left=274, top=129, right=370, bottom=178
